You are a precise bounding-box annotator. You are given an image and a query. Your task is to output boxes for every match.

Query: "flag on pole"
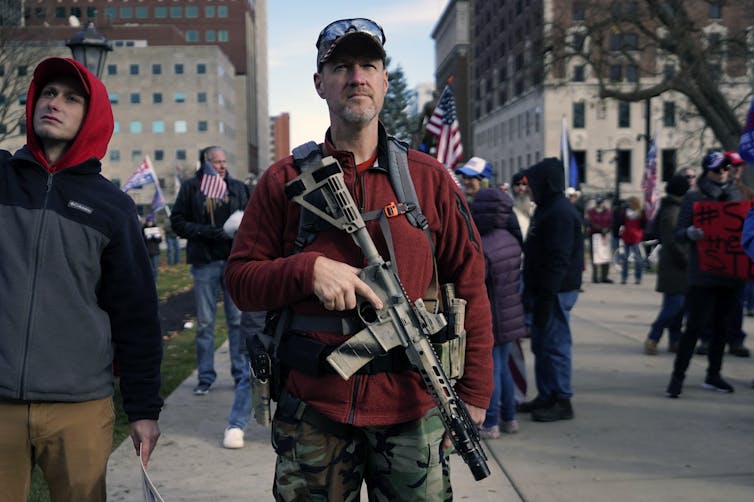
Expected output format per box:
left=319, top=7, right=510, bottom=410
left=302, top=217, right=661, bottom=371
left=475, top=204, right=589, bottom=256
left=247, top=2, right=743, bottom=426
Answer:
left=122, top=156, right=158, bottom=192
left=426, top=84, right=464, bottom=172
left=641, top=134, right=660, bottom=220
left=739, top=94, right=754, bottom=165
left=151, top=183, right=167, bottom=213
left=199, top=161, right=227, bottom=199
left=560, top=116, right=579, bottom=189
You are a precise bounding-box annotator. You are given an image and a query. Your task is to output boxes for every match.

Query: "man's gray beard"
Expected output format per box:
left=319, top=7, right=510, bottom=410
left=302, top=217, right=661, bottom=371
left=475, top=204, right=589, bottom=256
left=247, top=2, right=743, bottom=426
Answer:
left=342, top=103, right=377, bottom=125
left=514, top=193, right=534, bottom=217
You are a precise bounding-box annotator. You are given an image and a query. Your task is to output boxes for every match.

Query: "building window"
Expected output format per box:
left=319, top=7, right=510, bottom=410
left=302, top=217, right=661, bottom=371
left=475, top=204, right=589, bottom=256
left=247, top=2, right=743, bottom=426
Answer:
left=152, top=64, right=162, bottom=75
left=197, top=64, right=207, bottom=74
left=573, top=65, right=585, bottom=82
left=618, top=102, right=630, bottom=128
left=109, top=93, right=119, bottom=104
left=573, top=102, right=585, bottom=128
left=129, top=64, right=139, bottom=75
left=218, top=30, right=229, bottom=42
left=623, top=33, right=639, bottom=50
left=205, top=6, right=216, bottom=17
left=174, top=64, right=184, bottom=75
left=661, top=149, right=677, bottom=181
left=218, top=6, right=229, bottom=17
left=572, top=33, right=586, bottom=52
left=573, top=150, right=586, bottom=184
left=198, top=120, right=208, bottom=132
left=176, top=149, right=186, bottom=161
left=174, top=120, right=188, bottom=133
left=130, top=121, right=142, bottom=134
left=0, top=124, right=6, bottom=135
left=572, top=1, right=585, bottom=21
left=113, top=121, right=119, bottom=134
left=186, top=31, right=199, bottom=42
left=154, top=150, right=164, bottom=161
left=110, top=150, right=120, bottom=161
left=626, top=64, right=638, bottom=82
left=198, top=92, right=207, bottom=103
left=170, top=6, right=182, bottom=18
left=205, top=30, right=216, bottom=42
left=152, top=121, right=165, bottom=133
left=136, top=7, right=148, bottom=18
left=35, top=7, right=46, bottom=19
left=17, top=66, right=27, bottom=76
left=131, top=150, right=142, bottom=161
left=174, top=92, right=186, bottom=103
left=663, top=101, right=676, bottom=127
left=709, top=1, right=722, bottom=19
left=107, top=64, right=117, bottom=76
left=609, top=64, right=622, bottom=82
left=130, top=93, right=140, bottom=104
left=86, top=7, right=96, bottom=18
left=155, top=6, right=167, bottom=18
left=663, top=64, right=675, bottom=81
left=617, top=150, right=632, bottom=182
left=119, top=6, right=133, bottom=18
left=153, top=93, right=162, bottom=104
left=104, top=7, right=115, bottom=20
left=186, top=6, right=199, bottom=18
left=55, top=7, right=66, bottom=18
left=18, top=121, right=26, bottom=135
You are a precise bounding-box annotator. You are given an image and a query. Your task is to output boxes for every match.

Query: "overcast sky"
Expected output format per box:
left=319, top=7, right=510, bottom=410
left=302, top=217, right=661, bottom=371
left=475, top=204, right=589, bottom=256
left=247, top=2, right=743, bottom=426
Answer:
left=267, top=0, right=448, bottom=147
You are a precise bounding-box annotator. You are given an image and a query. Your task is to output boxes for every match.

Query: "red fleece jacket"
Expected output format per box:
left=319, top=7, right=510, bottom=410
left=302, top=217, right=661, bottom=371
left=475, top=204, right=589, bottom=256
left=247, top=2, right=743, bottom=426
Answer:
left=226, top=136, right=493, bottom=427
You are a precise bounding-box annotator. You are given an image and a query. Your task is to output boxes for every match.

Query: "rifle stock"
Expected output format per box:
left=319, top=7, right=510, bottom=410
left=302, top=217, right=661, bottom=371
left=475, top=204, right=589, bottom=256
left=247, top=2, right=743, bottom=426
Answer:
left=285, top=156, right=490, bottom=481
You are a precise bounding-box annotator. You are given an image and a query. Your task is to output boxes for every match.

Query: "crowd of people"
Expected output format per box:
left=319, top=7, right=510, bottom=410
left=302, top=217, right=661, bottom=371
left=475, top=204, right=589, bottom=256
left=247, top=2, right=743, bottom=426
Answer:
left=3, top=17, right=753, bottom=501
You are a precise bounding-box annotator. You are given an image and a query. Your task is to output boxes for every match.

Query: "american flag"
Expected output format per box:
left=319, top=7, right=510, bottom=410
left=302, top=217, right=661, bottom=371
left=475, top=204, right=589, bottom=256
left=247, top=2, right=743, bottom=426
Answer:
left=199, top=161, right=227, bottom=199
left=641, top=134, right=660, bottom=220
left=122, top=157, right=157, bottom=192
left=426, top=84, right=464, bottom=170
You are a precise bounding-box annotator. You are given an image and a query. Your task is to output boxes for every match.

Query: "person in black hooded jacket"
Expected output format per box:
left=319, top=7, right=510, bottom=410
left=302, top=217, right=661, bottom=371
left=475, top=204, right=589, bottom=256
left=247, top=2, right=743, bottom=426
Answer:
left=518, top=158, right=584, bottom=422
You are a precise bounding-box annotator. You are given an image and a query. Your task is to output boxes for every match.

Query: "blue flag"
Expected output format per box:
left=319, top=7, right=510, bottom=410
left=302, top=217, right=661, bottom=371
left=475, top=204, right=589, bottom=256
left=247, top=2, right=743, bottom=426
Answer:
left=739, top=94, right=754, bottom=166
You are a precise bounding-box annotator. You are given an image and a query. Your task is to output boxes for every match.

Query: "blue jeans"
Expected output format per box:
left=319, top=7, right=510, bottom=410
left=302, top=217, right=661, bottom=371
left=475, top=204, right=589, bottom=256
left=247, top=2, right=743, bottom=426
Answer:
left=483, top=342, right=515, bottom=427
left=228, top=311, right=266, bottom=430
left=191, top=261, right=243, bottom=386
left=166, top=236, right=180, bottom=265
left=621, top=243, right=643, bottom=282
left=530, top=291, right=579, bottom=399
left=647, top=293, right=685, bottom=344
left=149, top=254, right=160, bottom=282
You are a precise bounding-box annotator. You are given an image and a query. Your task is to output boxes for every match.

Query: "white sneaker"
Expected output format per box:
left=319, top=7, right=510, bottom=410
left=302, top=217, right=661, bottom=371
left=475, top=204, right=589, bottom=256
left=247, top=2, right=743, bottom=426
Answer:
left=222, top=427, right=244, bottom=449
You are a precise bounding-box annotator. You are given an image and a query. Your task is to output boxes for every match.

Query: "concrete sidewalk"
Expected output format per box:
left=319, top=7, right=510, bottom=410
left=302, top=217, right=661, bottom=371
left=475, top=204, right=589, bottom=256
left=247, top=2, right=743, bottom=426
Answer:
left=107, top=272, right=754, bottom=501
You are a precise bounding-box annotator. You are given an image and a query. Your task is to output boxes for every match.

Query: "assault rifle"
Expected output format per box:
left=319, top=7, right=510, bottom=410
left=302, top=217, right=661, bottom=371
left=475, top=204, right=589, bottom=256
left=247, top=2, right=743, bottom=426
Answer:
left=284, top=156, right=490, bottom=481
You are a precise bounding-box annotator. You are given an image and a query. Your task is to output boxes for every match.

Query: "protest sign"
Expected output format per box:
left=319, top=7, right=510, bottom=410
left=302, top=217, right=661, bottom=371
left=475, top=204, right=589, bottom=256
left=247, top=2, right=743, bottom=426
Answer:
left=693, top=200, right=754, bottom=279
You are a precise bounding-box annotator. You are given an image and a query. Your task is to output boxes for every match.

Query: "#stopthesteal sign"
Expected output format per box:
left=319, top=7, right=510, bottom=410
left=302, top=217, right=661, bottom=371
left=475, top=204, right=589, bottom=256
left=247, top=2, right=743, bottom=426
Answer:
left=693, top=200, right=754, bottom=279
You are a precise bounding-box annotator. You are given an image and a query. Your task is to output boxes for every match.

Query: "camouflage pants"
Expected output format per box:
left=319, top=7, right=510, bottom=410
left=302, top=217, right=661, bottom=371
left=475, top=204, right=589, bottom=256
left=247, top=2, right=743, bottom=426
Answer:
left=271, top=405, right=451, bottom=502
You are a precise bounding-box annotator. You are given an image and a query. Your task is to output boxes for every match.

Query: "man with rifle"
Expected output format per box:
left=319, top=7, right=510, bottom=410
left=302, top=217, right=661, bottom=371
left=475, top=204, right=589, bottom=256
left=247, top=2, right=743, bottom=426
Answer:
left=226, top=17, right=493, bottom=500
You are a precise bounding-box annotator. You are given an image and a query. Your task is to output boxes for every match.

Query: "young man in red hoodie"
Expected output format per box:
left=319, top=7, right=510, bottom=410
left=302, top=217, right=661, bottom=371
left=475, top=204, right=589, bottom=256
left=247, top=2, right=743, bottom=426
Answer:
left=0, top=58, right=163, bottom=500
left=226, top=18, right=492, bottom=500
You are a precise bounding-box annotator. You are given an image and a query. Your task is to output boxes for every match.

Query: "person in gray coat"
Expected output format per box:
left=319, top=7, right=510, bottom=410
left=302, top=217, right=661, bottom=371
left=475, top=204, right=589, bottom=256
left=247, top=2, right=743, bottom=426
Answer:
left=644, top=173, right=690, bottom=354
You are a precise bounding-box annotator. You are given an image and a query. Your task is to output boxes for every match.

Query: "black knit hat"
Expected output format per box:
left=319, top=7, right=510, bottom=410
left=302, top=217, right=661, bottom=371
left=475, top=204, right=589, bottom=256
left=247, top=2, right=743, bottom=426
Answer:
left=666, top=173, right=690, bottom=197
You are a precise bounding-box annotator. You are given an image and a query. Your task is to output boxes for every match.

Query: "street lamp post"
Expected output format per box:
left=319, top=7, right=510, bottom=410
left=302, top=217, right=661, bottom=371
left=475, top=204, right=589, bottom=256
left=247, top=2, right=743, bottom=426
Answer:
left=65, top=22, right=112, bottom=79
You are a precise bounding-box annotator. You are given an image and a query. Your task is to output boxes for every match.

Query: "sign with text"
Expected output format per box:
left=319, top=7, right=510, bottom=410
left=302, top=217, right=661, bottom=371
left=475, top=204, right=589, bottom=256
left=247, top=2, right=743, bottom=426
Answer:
left=693, top=200, right=754, bottom=279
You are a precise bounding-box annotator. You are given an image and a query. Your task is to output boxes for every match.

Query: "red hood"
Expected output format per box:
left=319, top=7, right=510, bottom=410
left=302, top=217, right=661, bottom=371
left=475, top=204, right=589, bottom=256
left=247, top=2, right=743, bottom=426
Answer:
left=25, top=57, right=114, bottom=173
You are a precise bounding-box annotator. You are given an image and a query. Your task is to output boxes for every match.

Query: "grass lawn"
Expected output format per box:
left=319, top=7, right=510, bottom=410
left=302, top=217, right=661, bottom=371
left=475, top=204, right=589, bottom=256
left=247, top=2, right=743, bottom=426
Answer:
left=28, top=261, right=229, bottom=501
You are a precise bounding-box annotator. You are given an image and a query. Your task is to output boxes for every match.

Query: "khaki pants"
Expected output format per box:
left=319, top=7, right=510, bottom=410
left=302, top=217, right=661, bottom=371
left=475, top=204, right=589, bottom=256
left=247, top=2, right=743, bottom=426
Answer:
left=0, top=397, right=114, bottom=502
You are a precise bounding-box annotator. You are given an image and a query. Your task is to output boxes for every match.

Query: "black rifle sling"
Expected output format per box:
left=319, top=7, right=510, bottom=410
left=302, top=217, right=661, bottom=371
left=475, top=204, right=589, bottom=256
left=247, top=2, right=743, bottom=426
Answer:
left=290, top=138, right=440, bottom=312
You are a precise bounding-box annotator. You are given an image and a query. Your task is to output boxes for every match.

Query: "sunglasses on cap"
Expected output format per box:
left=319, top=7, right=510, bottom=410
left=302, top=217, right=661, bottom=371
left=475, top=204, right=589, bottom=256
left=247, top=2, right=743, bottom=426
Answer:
left=316, top=18, right=386, bottom=64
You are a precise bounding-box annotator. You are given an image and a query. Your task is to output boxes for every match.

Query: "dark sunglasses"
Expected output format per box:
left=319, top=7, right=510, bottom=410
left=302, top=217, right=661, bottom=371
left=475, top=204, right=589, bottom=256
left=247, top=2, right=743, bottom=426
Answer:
left=513, top=182, right=527, bottom=186
left=316, top=18, right=386, bottom=51
left=710, top=165, right=730, bottom=173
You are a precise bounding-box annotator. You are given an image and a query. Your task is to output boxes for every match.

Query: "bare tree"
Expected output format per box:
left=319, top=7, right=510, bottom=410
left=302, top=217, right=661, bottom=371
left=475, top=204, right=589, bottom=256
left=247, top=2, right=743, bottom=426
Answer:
left=0, top=6, right=56, bottom=144
left=547, top=0, right=753, bottom=151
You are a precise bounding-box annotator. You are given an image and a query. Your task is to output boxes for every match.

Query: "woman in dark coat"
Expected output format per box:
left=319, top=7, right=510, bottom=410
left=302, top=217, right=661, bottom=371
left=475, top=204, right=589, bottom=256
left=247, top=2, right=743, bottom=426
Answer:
left=471, top=188, right=526, bottom=437
left=644, top=174, right=690, bottom=354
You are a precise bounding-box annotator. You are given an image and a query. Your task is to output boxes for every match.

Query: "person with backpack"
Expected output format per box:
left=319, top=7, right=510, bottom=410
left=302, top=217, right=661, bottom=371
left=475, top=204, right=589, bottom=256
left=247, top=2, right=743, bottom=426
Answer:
left=643, top=173, right=690, bottom=355
left=224, top=18, right=492, bottom=499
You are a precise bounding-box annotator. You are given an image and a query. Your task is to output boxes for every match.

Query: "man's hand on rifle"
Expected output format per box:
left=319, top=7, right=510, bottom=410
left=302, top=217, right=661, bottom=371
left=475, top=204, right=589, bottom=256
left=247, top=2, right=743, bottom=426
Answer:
left=441, top=403, right=486, bottom=449
left=313, top=256, right=383, bottom=311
